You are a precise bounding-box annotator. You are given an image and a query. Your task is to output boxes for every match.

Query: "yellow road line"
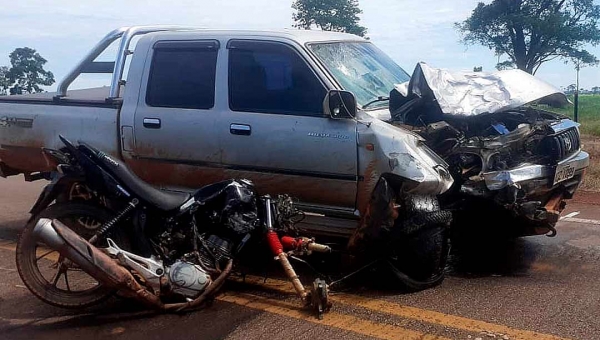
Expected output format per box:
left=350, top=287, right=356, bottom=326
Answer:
left=0, top=239, right=59, bottom=262
left=219, top=291, right=450, bottom=340
left=235, top=275, right=570, bottom=340
left=0, top=240, right=17, bottom=252
left=0, top=237, right=570, bottom=340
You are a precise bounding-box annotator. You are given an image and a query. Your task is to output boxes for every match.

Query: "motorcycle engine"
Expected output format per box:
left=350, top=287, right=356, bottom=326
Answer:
left=167, top=261, right=211, bottom=298
left=198, top=234, right=234, bottom=270
left=166, top=235, right=233, bottom=299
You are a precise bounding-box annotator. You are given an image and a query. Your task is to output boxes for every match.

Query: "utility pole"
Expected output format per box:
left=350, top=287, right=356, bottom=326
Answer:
left=574, top=60, right=580, bottom=123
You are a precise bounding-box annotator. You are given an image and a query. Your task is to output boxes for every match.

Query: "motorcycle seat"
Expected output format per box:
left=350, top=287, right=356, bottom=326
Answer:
left=79, top=143, right=190, bottom=211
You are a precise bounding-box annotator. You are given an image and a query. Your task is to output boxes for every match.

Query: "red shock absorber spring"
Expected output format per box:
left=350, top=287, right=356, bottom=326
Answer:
left=266, top=230, right=284, bottom=256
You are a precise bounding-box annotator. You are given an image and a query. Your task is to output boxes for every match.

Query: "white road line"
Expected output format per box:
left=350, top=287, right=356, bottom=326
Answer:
left=560, top=211, right=580, bottom=220
left=561, top=217, right=600, bottom=225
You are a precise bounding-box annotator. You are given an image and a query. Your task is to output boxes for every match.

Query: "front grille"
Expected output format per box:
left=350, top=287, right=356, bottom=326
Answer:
left=540, top=128, right=580, bottom=163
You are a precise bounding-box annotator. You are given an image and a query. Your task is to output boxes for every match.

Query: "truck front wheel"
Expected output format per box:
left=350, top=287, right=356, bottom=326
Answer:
left=386, top=223, right=450, bottom=290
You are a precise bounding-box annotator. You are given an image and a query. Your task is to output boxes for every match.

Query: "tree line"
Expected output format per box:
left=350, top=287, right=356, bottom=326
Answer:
left=564, top=84, right=600, bottom=94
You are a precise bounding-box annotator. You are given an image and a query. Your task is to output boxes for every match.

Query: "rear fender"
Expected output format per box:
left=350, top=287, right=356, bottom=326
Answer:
left=29, top=173, right=81, bottom=218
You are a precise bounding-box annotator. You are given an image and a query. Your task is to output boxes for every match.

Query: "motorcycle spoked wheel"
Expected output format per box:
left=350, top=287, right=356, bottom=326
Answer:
left=16, top=202, right=125, bottom=309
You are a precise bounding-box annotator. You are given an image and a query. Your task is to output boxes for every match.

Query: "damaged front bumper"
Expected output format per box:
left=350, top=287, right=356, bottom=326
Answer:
left=472, top=150, right=589, bottom=230
left=483, top=150, right=589, bottom=191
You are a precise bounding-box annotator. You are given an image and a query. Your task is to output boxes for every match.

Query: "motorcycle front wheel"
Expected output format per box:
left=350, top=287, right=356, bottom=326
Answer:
left=16, top=202, right=119, bottom=309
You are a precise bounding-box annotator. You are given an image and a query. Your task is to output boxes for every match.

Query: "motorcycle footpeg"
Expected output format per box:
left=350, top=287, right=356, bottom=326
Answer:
left=309, top=278, right=331, bottom=319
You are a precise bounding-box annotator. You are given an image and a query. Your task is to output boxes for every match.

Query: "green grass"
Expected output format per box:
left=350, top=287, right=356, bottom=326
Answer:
left=540, top=94, right=600, bottom=136
left=542, top=95, right=600, bottom=191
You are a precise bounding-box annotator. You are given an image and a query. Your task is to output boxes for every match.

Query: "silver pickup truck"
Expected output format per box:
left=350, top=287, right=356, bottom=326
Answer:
left=0, top=26, right=589, bottom=283
left=0, top=26, right=454, bottom=221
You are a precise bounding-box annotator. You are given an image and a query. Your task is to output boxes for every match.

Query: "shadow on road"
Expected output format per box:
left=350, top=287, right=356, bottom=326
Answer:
left=0, top=293, right=255, bottom=340
left=0, top=219, right=543, bottom=314
left=0, top=288, right=166, bottom=340
left=447, top=235, right=538, bottom=278
left=233, top=230, right=542, bottom=297
left=0, top=218, right=28, bottom=241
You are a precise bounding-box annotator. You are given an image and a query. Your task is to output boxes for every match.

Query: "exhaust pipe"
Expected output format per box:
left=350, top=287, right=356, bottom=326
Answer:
left=33, top=218, right=164, bottom=308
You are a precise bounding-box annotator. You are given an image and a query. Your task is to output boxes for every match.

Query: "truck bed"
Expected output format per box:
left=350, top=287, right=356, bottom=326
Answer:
left=0, top=87, right=120, bottom=107
left=0, top=87, right=121, bottom=178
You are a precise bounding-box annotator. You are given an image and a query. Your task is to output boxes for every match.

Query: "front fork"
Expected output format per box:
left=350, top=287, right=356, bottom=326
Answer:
left=262, top=196, right=331, bottom=318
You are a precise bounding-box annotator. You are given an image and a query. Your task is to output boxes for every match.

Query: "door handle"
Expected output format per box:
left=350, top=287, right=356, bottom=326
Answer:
left=230, top=123, right=251, bottom=136
left=143, top=118, right=161, bottom=129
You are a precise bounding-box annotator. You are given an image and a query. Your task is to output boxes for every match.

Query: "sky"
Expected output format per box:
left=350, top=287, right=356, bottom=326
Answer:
left=0, top=0, right=599, bottom=91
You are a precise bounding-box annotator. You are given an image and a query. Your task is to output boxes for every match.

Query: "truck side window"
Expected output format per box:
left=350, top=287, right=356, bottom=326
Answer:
left=146, top=41, right=218, bottom=109
left=228, top=40, right=326, bottom=116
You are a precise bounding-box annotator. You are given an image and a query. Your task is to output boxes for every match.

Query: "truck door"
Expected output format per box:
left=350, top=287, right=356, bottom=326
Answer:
left=219, top=39, right=358, bottom=211
left=130, top=40, right=225, bottom=188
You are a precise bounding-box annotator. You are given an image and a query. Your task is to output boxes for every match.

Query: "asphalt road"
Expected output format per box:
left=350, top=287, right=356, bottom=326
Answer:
left=1, top=175, right=599, bottom=340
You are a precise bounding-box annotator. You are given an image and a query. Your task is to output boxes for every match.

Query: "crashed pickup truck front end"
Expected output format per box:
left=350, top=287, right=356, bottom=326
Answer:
left=390, top=63, right=589, bottom=235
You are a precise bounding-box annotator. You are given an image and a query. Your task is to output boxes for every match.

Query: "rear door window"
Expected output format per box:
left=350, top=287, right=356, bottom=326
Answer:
left=228, top=40, right=326, bottom=116
left=146, top=40, right=219, bottom=109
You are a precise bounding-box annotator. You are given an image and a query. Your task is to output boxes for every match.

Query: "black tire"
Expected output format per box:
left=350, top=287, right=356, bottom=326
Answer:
left=388, top=224, right=450, bottom=291
left=16, top=202, right=119, bottom=309
left=404, top=195, right=440, bottom=214
left=400, top=210, right=453, bottom=236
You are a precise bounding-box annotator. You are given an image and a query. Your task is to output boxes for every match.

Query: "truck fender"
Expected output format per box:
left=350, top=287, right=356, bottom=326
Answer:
left=349, top=175, right=451, bottom=253
left=349, top=176, right=398, bottom=253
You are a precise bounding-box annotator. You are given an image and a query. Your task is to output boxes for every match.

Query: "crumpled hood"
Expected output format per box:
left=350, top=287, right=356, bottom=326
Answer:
left=395, top=62, right=569, bottom=117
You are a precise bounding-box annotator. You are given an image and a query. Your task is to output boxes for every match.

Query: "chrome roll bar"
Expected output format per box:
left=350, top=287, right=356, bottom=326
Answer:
left=56, top=26, right=198, bottom=100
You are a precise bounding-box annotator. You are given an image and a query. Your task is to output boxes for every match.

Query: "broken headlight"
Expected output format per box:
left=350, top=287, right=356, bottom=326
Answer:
left=488, top=153, right=509, bottom=171
left=417, top=141, right=449, bottom=168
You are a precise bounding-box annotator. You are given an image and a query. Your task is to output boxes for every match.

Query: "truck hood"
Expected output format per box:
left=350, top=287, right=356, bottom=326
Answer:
left=394, top=62, right=568, bottom=117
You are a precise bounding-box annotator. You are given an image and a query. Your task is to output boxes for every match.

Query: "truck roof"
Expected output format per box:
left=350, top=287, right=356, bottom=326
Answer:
left=145, top=28, right=367, bottom=44
left=0, top=26, right=367, bottom=104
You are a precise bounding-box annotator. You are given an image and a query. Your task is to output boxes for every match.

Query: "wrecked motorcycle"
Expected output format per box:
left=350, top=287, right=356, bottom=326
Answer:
left=16, top=136, right=332, bottom=317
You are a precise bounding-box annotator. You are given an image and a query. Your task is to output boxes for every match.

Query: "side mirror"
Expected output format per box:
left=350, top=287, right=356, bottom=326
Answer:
left=323, top=90, right=357, bottom=119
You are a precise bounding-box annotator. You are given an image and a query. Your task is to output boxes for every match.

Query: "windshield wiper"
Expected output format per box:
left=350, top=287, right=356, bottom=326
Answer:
left=362, top=96, right=389, bottom=109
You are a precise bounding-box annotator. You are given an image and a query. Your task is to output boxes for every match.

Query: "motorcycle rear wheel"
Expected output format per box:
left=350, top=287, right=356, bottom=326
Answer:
left=16, top=203, right=118, bottom=309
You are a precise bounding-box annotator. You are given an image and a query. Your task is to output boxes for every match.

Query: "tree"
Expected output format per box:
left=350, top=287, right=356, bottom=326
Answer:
left=592, top=86, right=600, bottom=94
left=566, top=83, right=577, bottom=93
left=496, top=60, right=516, bottom=70
left=473, top=66, right=483, bottom=72
left=0, top=66, right=9, bottom=96
left=456, top=0, right=600, bottom=74
left=6, top=47, right=55, bottom=95
left=292, top=0, right=367, bottom=37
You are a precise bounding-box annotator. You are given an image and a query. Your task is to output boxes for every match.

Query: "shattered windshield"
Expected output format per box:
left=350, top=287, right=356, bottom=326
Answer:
left=309, top=42, right=410, bottom=109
